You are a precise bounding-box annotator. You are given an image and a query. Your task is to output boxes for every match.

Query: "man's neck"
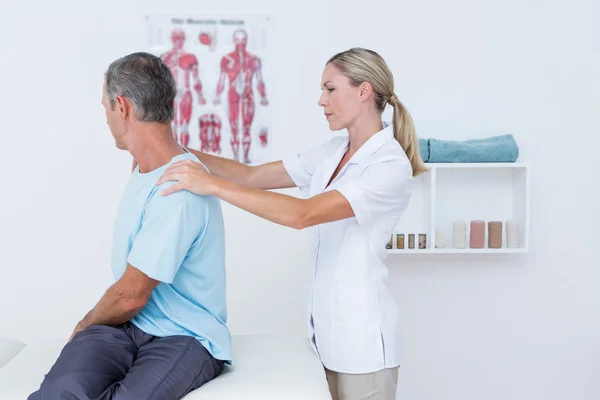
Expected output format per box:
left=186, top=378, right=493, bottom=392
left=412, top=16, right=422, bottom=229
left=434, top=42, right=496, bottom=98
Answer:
left=128, top=124, right=185, bottom=173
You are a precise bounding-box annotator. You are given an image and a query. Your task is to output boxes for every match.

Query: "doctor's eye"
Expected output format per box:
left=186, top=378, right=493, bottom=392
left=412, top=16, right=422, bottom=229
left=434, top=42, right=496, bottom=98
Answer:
left=327, top=88, right=335, bottom=93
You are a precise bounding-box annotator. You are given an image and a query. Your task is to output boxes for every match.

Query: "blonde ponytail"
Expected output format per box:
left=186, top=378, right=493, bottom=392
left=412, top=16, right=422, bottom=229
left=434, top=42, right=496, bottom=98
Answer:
left=389, top=95, right=427, bottom=176
left=327, top=48, right=428, bottom=177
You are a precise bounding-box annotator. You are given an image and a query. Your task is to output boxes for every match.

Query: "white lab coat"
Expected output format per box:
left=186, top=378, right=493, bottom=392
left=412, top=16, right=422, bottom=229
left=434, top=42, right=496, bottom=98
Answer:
left=282, top=123, right=413, bottom=374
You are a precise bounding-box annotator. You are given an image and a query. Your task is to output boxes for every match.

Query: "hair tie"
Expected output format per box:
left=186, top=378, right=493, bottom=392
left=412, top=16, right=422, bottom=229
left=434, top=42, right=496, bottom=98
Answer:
left=389, top=94, right=399, bottom=106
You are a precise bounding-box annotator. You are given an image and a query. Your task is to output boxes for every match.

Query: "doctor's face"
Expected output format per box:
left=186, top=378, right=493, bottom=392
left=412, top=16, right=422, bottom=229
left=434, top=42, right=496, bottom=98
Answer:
left=318, top=63, right=363, bottom=131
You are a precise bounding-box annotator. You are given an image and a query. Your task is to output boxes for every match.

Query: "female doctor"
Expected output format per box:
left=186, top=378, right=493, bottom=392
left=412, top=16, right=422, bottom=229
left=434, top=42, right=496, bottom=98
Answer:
left=157, top=47, right=427, bottom=400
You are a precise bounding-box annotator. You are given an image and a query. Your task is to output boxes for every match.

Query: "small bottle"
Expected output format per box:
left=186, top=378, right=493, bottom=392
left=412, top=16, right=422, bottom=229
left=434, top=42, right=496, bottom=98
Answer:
left=470, top=220, right=485, bottom=248
left=396, top=234, right=405, bottom=249
left=506, top=219, right=519, bottom=248
left=408, top=234, right=415, bottom=249
left=453, top=220, right=466, bottom=248
left=435, top=230, right=447, bottom=248
left=418, top=234, right=427, bottom=249
left=488, top=221, right=503, bottom=248
left=385, top=234, right=393, bottom=249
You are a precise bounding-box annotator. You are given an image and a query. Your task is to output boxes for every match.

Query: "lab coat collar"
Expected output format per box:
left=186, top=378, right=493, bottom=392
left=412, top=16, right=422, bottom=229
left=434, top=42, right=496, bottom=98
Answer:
left=347, top=121, right=395, bottom=165
left=319, top=122, right=395, bottom=191
left=320, top=137, right=349, bottom=191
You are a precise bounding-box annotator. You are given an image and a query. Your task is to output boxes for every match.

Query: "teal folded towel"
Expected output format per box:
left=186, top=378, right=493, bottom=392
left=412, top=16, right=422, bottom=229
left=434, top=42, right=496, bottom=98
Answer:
left=419, top=134, right=519, bottom=163
left=419, top=138, right=429, bottom=163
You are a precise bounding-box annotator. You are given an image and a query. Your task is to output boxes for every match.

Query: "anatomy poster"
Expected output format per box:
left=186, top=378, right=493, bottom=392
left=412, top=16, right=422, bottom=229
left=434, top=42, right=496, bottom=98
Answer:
left=146, top=15, right=272, bottom=165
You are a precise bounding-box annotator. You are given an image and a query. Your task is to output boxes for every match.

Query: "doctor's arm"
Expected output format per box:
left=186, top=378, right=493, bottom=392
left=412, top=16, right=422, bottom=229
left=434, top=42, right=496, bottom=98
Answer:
left=157, top=162, right=354, bottom=229
left=70, top=264, right=158, bottom=339
left=212, top=178, right=354, bottom=229
left=184, top=149, right=296, bottom=190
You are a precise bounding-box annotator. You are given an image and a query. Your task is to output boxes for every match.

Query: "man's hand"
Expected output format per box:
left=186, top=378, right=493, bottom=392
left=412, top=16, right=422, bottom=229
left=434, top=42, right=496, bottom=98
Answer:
left=69, top=265, right=159, bottom=341
left=68, top=321, right=86, bottom=342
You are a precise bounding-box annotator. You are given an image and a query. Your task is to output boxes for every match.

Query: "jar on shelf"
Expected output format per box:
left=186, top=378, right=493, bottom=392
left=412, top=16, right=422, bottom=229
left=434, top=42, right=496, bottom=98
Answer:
left=418, top=234, right=427, bottom=249
left=385, top=234, right=393, bottom=249
left=396, top=234, right=405, bottom=249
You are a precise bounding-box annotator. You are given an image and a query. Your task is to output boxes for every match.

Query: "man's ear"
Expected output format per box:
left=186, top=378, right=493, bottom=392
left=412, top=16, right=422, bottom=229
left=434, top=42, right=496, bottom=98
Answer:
left=115, top=95, right=132, bottom=119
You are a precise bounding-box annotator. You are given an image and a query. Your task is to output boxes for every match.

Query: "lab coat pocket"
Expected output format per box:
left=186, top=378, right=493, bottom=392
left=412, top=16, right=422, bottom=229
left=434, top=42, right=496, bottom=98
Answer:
left=334, top=283, right=384, bottom=369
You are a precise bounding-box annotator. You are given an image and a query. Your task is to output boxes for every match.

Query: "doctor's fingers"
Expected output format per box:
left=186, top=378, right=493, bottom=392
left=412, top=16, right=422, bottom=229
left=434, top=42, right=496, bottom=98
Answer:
left=160, top=182, right=186, bottom=196
left=163, top=159, right=198, bottom=173
left=156, top=170, right=189, bottom=186
left=156, top=161, right=198, bottom=185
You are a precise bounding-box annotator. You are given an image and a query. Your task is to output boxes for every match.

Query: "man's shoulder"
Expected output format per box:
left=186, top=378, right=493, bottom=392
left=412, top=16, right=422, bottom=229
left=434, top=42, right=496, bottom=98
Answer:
left=147, top=154, right=211, bottom=209
left=149, top=181, right=212, bottom=213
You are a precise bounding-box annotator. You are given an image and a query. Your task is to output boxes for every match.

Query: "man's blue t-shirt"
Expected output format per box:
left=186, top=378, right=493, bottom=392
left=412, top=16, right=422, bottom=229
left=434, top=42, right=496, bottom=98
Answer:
left=111, top=151, right=231, bottom=363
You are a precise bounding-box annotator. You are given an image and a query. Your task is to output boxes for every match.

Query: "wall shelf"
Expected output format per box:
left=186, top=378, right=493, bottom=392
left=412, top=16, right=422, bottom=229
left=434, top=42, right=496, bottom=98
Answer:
left=387, top=162, right=530, bottom=255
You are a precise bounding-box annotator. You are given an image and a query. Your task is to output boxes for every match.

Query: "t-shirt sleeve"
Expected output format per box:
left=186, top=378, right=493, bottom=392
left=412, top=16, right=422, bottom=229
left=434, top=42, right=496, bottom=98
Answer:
left=336, top=158, right=413, bottom=227
left=127, top=185, right=203, bottom=284
left=282, top=142, right=329, bottom=197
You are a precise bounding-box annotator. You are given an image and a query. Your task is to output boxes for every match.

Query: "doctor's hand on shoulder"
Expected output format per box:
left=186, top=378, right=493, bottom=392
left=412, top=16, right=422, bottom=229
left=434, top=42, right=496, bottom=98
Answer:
left=157, top=159, right=216, bottom=197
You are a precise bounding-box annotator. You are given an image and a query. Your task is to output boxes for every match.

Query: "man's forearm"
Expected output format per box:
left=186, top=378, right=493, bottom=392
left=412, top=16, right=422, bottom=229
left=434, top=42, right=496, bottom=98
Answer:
left=76, top=283, right=147, bottom=331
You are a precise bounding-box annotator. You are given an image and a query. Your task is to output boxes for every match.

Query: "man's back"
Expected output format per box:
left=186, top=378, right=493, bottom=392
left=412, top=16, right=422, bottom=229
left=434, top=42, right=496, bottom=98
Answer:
left=28, top=52, right=229, bottom=400
left=111, top=151, right=231, bottom=363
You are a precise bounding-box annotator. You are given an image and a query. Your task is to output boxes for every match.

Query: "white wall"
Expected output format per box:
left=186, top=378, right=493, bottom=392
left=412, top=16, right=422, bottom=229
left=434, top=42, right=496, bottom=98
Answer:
left=1, top=0, right=599, bottom=399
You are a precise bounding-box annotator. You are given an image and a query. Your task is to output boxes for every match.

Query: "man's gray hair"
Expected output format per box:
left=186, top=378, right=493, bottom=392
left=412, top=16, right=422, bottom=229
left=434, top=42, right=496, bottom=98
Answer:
left=104, top=52, right=176, bottom=123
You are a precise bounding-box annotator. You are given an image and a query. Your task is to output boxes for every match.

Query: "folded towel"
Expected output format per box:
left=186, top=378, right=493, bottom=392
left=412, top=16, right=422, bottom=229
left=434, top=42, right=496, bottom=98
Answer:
left=418, top=138, right=429, bottom=163
left=422, top=134, right=519, bottom=163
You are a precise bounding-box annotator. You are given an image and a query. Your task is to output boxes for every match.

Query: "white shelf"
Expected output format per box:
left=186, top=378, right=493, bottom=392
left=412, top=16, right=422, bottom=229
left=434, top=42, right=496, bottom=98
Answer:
left=386, top=162, right=530, bottom=255
left=387, top=248, right=528, bottom=255
left=422, top=162, right=527, bottom=169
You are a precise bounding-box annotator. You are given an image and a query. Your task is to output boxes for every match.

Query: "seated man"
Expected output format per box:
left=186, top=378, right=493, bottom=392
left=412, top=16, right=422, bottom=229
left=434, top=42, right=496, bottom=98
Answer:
left=29, top=52, right=231, bottom=400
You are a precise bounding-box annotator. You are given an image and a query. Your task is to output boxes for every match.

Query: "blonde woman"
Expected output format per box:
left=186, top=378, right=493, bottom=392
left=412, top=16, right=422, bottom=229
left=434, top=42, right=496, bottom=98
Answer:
left=157, top=48, right=427, bottom=399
